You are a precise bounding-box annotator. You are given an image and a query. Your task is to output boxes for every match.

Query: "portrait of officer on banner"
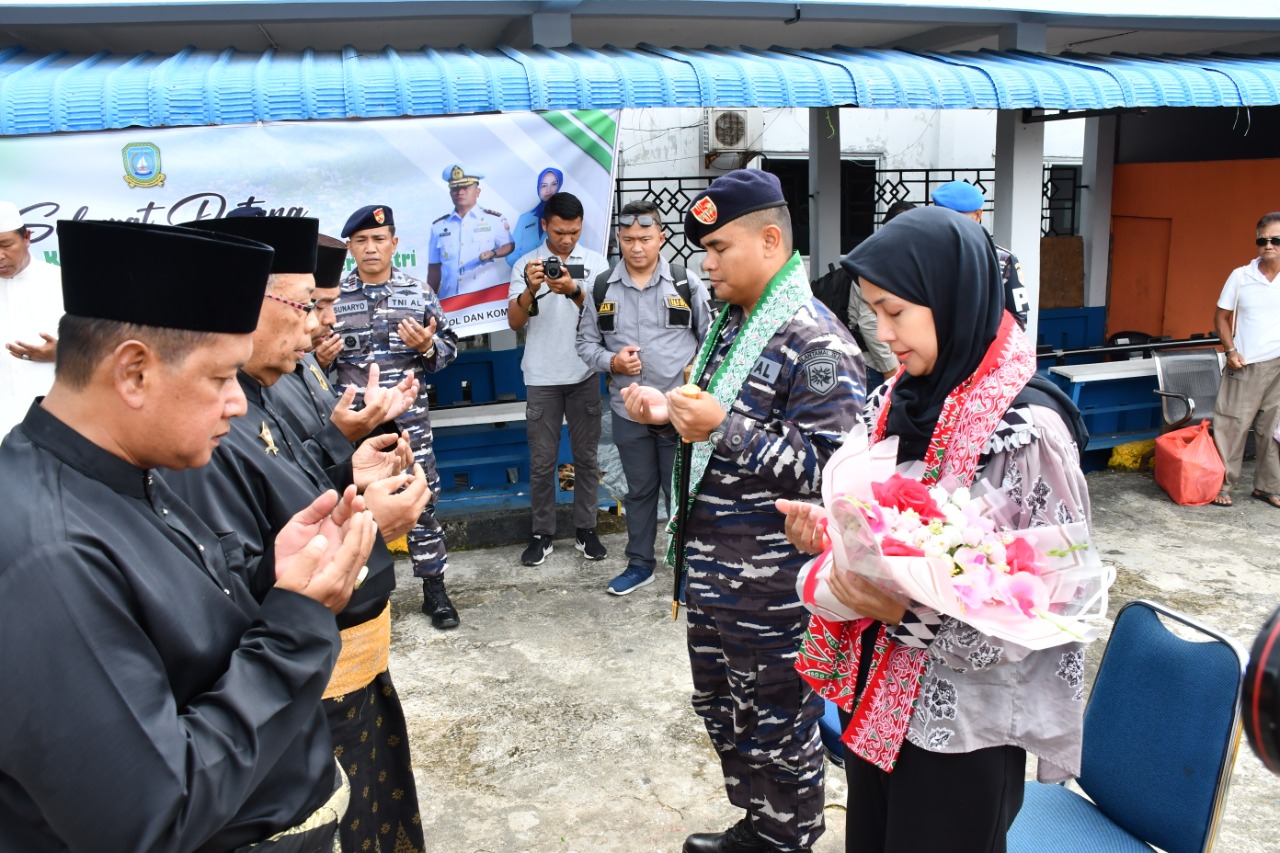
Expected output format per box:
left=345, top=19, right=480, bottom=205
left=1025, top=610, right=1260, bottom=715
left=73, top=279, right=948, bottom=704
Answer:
left=427, top=164, right=515, bottom=303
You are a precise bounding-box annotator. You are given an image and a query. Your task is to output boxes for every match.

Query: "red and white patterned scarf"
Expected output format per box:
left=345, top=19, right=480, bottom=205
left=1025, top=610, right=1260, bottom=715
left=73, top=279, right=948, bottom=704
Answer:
left=795, top=312, right=1036, bottom=772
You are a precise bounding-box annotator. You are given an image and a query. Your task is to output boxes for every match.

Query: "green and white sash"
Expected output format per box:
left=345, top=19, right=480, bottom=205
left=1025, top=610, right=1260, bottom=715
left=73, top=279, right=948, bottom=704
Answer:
left=665, top=252, right=813, bottom=567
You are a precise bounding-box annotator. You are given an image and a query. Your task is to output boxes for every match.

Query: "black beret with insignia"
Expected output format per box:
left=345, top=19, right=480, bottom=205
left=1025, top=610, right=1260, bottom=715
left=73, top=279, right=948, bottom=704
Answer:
left=684, top=169, right=788, bottom=249
left=341, top=205, right=394, bottom=238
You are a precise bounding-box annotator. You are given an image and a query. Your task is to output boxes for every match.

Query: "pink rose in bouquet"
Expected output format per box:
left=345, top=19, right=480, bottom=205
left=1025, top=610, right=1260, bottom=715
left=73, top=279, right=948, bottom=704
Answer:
left=871, top=474, right=945, bottom=521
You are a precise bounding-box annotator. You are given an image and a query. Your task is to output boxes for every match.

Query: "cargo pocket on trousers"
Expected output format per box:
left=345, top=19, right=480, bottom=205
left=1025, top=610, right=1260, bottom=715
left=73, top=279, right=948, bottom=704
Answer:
left=752, top=650, right=805, bottom=747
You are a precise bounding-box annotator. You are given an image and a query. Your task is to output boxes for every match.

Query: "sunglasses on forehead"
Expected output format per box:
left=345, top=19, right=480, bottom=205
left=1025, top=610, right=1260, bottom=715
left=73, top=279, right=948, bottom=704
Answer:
left=1258, top=237, right=1280, bottom=247
left=618, top=213, right=658, bottom=228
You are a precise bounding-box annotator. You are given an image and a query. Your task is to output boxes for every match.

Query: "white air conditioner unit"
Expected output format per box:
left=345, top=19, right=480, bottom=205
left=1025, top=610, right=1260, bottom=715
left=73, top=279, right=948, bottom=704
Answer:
left=703, top=109, right=762, bottom=169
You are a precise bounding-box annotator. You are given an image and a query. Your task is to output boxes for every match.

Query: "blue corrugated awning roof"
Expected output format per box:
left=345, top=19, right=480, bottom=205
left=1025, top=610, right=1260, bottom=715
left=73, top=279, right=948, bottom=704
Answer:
left=3, top=43, right=1279, bottom=135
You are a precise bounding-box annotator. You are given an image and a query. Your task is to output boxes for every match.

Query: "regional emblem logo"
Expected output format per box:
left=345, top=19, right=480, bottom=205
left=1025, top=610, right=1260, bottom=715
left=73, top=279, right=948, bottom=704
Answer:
left=691, top=196, right=718, bottom=225
left=122, top=142, right=165, bottom=189
left=373, top=207, right=386, bottom=225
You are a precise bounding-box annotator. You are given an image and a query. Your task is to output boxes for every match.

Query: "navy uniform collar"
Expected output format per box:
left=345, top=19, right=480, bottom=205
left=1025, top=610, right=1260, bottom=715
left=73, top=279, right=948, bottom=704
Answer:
left=19, top=402, right=151, bottom=499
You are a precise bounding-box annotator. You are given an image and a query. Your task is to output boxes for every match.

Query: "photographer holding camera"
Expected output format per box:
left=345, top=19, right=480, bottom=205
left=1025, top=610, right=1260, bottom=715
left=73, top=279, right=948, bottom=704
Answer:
left=508, top=192, right=611, bottom=567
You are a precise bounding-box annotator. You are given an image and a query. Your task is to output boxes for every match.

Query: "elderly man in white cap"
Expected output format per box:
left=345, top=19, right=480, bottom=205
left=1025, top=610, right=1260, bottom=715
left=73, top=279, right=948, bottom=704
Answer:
left=0, top=201, right=64, bottom=434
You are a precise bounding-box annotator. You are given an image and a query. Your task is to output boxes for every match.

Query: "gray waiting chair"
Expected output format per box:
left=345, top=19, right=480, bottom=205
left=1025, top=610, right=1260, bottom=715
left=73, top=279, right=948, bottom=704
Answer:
left=1153, top=348, right=1226, bottom=431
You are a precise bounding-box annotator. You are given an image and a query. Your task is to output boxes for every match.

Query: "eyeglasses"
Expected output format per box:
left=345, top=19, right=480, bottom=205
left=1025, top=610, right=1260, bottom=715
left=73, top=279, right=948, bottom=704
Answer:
left=264, top=293, right=317, bottom=314
left=618, top=214, right=658, bottom=228
left=1257, top=237, right=1280, bottom=247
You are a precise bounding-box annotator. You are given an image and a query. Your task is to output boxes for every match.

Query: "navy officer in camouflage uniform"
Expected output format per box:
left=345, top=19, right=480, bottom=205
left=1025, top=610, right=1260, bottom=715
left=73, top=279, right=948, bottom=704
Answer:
left=623, top=170, right=865, bottom=853
left=336, top=204, right=462, bottom=629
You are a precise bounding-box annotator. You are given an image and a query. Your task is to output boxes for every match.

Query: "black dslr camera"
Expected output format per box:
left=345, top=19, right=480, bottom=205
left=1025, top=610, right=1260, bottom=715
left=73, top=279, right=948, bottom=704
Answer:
left=542, top=256, right=563, bottom=281
left=1244, top=603, right=1280, bottom=774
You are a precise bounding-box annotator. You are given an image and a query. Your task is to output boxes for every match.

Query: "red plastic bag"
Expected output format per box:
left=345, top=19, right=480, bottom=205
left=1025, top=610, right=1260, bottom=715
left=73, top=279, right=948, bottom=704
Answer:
left=1154, top=420, right=1225, bottom=506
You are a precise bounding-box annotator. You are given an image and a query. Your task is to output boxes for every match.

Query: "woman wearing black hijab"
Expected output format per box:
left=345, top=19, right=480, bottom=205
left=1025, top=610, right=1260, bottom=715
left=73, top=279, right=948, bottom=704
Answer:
left=781, top=207, right=1095, bottom=852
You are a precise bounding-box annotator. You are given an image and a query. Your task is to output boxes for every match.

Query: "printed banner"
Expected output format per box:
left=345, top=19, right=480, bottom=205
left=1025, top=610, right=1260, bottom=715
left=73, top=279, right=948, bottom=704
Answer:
left=1, top=111, right=620, bottom=337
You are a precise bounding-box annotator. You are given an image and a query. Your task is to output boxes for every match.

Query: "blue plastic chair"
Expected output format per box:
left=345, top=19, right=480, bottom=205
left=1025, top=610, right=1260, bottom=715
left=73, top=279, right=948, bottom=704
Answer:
left=1007, top=600, right=1246, bottom=853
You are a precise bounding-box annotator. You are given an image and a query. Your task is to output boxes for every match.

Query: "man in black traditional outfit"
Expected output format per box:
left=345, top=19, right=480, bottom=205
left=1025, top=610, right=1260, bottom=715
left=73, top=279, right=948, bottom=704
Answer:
left=163, top=213, right=431, bottom=853
left=0, top=218, right=377, bottom=852
left=268, top=233, right=418, bottom=471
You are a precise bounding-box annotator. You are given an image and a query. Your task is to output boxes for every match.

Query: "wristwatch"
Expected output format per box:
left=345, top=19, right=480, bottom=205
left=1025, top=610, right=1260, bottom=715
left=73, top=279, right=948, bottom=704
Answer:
left=567, top=284, right=583, bottom=300
left=708, top=413, right=729, bottom=446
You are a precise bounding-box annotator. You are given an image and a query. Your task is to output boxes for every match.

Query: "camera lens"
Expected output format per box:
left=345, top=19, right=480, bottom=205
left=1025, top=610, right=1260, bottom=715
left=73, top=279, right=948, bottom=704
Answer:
left=543, top=256, right=562, bottom=280
left=1244, top=603, right=1280, bottom=774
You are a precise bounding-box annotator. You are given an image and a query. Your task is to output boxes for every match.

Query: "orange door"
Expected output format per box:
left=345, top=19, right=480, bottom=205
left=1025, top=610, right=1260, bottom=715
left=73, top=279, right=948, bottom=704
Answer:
left=1108, top=215, right=1171, bottom=338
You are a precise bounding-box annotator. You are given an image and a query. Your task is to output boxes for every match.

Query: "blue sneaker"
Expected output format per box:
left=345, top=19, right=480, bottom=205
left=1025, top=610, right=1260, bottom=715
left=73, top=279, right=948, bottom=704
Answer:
left=606, top=564, right=655, bottom=596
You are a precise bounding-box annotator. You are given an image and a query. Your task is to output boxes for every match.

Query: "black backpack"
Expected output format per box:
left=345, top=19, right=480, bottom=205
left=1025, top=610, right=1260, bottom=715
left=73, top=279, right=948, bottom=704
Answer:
left=810, top=263, right=853, bottom=326
left=1011, top=374, right=1090, bottom=450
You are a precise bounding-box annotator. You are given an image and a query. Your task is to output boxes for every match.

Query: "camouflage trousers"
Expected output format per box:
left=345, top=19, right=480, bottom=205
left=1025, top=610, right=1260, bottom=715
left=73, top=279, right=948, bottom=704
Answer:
left=686, top=600, right=825, bottom=852
left=401, top=407, right=448, bottom=579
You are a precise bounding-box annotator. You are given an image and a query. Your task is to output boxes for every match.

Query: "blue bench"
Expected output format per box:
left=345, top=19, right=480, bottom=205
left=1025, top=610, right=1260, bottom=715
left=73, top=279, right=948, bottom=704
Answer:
left=1045, top=360, right=1162, bottom=452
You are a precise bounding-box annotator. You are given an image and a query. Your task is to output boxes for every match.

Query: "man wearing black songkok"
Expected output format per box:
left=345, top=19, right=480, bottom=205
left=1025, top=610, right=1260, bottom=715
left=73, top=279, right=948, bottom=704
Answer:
left=0, top=219, right=377, bottom=851
left=163, top=213, right=430, bottom=852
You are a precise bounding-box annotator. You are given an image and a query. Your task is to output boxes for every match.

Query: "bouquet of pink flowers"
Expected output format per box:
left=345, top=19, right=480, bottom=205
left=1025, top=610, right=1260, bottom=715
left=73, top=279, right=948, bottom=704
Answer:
left=798, top=424, right=1111, bottom=650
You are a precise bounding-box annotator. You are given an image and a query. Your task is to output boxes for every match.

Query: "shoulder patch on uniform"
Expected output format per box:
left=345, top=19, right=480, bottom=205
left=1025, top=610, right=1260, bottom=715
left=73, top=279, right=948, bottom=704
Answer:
left=797, top=348, right=840, bottom=397
left=483, top=208, right=504, bottom=217
left=665, top=295, right=690, bottom=310
left=433, top=213, right=449, bottom=224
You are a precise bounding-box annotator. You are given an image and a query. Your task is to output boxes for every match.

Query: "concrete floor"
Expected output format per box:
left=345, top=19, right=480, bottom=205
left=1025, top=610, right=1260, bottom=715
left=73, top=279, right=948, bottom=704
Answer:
left=387, top=461, right=1280, bottom=853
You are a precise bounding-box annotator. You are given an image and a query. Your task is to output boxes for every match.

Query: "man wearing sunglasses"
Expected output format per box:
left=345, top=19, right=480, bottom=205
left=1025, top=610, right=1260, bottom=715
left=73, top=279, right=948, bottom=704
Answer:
left=1211, top=212, right=1280, bottom=508
left=576, top=200, right=712, bottom=595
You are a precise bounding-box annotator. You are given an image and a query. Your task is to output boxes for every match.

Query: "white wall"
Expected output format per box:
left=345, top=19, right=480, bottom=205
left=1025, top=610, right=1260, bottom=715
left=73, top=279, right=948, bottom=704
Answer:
left=616, top=106, right=1084, bottom=178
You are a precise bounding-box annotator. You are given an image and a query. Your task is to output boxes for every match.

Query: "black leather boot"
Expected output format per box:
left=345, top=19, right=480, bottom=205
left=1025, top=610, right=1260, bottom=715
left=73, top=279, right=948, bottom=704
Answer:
left=421, top=577, right=459, bottom=629
left=683, top=818, right=768, bottom=853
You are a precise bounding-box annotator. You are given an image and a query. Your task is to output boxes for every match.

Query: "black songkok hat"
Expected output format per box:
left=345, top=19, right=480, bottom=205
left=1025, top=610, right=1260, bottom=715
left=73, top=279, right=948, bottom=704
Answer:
left=683, top=169, right=789, bottom=248
left=341, top=205, right=394, bottom=238
left=184, top=215, right=318, bottom=275
left=315, top=236, right=349, bottom=289
left=57, top=220, right=273, bottom=335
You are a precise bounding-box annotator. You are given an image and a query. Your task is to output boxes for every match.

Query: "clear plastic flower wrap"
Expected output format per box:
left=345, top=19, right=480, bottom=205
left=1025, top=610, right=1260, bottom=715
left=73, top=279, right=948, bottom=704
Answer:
left=797, top=424, right=1113, bottom=650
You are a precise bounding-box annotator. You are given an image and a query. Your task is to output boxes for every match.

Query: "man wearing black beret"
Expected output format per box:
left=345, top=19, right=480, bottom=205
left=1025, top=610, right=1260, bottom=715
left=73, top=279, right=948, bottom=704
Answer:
left=624, top=170, right=866, bottom=853
left=0, top=219, right=377, bottom=851
left=334, top=203, right=463, bottom=629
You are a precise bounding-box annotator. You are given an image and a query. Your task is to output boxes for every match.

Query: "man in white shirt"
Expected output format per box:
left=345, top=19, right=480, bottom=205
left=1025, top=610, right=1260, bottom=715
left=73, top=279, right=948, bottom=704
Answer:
left=1212, top=211, right=1280, bottom=507
left=507, top=192, right=610, bottom=567
left=0, top=201, right=63, bottom=434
